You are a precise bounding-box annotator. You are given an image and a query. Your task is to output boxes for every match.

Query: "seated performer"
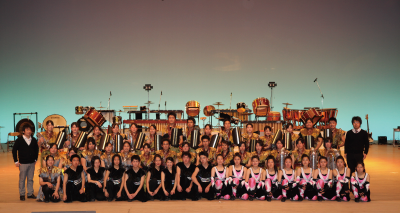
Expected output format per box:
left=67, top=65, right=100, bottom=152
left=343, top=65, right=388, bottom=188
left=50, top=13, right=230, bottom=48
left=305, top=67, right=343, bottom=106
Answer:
left=39, top=155, right=62, bottom=203
left=295, top=154, right=317, bottom=201
left=299, top=118, right=323, bottom=150
left=176, top=142, right=196, bottom=164
left=161, top=157, right=178, bottom=200
left=86, top=156, right=106, bottom=201
left=271, top=139, right=287, bottom=170
left=313, top=156, right=336, bottom=201
left=42, top=143, right=64, bottom=169
left=162, top=112, right=183, bottom=148
left=63, top=147, right=77, bottom=170
left=186, top=117, right=200, bottom=144
left=89, top=126, right=103, bottom=146
left=124, top=155, right=148, bottom=202
left=104, top=154, right=126, bottom=201
left=147, top=154, right=164, bottom=200
left=329, top=117, right=346, bottom=150
left=243, top=156, right=265, bottom=200
left=196, top=135, right=216, bottom=166
left=211, top=154, right=231, bottom=200
left=38, top=120, right=57, bottom=165
left=119, top=142, right=136, bottom=171
left=155, top=139, right=177, bottom=166
left=260, top=125, right=274, bottom=151
left=101, top=142, right=114, bottom=170
left=332, top=156, right=351, bottom=202
left=192, top=151, right=214, bottom=200
left=218, top=119, right=233, bottom=151
left=241, top=124, right=259, bottom=149
left=125, top=123, right=148, bottom=154
left=291, top=138, right=310, bottom=169
left=81, top=138, right=102, bottom=173
left=237, top=142, right=251, bottom=166
left=227, top=153, right=247, bottom=199
left=109, top=123, right=126, bottom=150
left=140, top=143, right=154, bottom=173
left=176, top=152, right=197, bottom=200
left=264, top=156, right=282, bottom=201
left=319, top=138, right=335, bottom=158
left=278, top=157, right=299, bottom=202
left=350, top=162, right=371, bottom=202
left=199, top=124, right=213, bottom=148
left=65, top=122, right=82, bottom=150
left=248, top=141, right=269, bottom=168
left=216, top=140, right=234, bottom=167
left=145, top=125, right=158, bottom=153
left=63, top=154, right=86, bottom=203
left=285, top=123, right=299, bottom=150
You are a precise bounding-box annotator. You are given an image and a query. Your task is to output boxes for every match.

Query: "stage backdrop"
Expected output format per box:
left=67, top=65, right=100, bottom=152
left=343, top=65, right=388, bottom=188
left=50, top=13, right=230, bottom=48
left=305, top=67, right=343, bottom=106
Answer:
left=1, top=0, right=399, bottom=143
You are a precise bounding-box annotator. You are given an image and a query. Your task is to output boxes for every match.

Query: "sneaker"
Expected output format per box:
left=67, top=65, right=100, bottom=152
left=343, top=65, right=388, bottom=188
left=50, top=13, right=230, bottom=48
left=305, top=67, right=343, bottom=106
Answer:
left=298, top=196, right=303, bottom=201
left=355, top=198, right=360, bottom=203
left=336, top=197, right=342, bottom=202
left=317, top=196, right=323, bottom=202
left=266, top=197, right=272, bottom=202
left=20, top=196, right=25, bottom=201
left=281, top=197, right=286, bottom=202
left=27, top=194, right=36, bottom=199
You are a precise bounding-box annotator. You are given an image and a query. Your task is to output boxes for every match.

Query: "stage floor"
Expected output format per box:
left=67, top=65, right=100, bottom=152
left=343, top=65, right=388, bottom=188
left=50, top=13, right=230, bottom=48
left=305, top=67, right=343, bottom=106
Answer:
left=0, top=145, right=399, bottom=213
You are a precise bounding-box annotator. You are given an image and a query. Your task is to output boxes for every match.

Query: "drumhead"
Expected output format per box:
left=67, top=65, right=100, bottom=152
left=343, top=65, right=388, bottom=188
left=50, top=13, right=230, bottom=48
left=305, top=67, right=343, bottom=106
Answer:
left=43, top=114, right=67, bottom=133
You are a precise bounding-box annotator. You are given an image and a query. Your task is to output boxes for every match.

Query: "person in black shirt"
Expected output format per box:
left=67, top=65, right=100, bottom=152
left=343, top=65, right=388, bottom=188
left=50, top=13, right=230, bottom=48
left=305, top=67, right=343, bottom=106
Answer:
left=147, top=154, right=164, bottom=200
left=161, top=157, right=178, bottom=200
left=86, top=156, right=106, bottom=201
left=63, top=154, right=86, bottom=203
left=12, top=125, right=39, bottom=201
left=124, top=155, right=148, bottom=202
left=104, top=154, right=126, bottom=201
left=345, top=116, right=369, bottom=174
left=176, top=152, right=196, bottom=200
left=192, top=151, right=214, bottom=200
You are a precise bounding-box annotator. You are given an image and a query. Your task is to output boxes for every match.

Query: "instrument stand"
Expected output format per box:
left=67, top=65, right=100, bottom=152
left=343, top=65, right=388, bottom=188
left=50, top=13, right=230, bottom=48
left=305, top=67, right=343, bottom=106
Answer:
left=270, top=87, right=274, bottom=111
left=315, top=79, right=324, bottom=109
left=14, top=112, right=38, bottom=136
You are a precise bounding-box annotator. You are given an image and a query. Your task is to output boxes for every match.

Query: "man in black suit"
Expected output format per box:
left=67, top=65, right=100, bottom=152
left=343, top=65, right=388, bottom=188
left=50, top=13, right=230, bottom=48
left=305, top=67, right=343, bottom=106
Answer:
left=344, top=116, right=369, bottom=174
left=12, top=124, right=39, bottom=201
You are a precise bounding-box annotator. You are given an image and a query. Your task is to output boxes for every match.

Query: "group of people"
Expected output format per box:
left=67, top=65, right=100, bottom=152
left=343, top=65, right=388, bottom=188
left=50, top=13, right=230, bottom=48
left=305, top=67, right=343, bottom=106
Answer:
left=12, top=112, right=371, bottom=203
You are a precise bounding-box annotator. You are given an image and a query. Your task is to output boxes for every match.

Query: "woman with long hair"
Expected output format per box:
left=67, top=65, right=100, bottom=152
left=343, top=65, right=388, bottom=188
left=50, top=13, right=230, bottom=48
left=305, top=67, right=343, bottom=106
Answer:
left=227, top=153, right=247, bottom=199
left=295, top=154, right=317, bottom=201
left=243, top=156, right=265, bottom=200
left=312, top=156, right=336, bottom=201
left=333, top=156, right=351, bottom=201
left=86, top=156, right=106, bottom=201
left=38, top=155, right=62, bottom=203
left=264, top=156, right=282, bottom=201
left=103, top=154, right=126, bottom=201
left=211, top=154, right=231, bottom=200
left=147, top=154, right=164, bottom=200
left=161, top=157, right=178, bottom=200
left=350, top=162, right=371, bottom=202
left=278, top=156, right=299, bottom=202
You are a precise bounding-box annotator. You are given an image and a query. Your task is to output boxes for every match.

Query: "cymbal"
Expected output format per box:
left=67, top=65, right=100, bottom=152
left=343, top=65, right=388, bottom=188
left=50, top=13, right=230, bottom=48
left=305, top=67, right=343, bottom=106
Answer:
left=200, top=117, right=207, bottom=120
left=97, top=106, right=106, bottom=109
left=144, top=101, right=154, bottom=105
left=116, top=110, right=123, bottom=113
left=282, top=103, right=293, bottom=105
left=213, top=102, right=224, bottom=106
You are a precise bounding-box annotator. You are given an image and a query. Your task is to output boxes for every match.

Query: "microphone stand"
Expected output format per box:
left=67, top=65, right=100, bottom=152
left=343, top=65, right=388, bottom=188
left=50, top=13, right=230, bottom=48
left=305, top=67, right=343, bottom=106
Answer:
left=314, top=79, right=324, bottom=109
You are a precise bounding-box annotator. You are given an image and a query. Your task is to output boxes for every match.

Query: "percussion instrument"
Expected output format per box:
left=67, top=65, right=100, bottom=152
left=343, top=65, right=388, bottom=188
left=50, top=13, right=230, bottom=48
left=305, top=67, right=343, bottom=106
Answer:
left=282, top=103, right=293, bottom=106
left=113, top=135, right=124, bottom=153
left=200, top=117, right=206, bottom=120
left=186, top=100, right=200, bottom=117
left=271, top=129, right=282, bottom=145
left=213, top=102, right=224, bottom=106
left=98, top=134, right=111, bottom=151
left=203, top=105, right=216, bottom=116
left=43, top=114, right=67, bottom=133
left=252, top=97, right=270, bottom=117
left=293, top=110, right=303, bottom=122
left=16, top=118, right=35, bottom=134
left=320, top=108, right=338, bottom=123
left=242, top=121, right=283, bottom=133
left=123, top=120, right=187, bottom=133
left=210, top=134, right=219, bottom=149
left=135, top=132, right=146, bottom=150
left=75, top=106, right=84, bottom=115
left=249, top=139, right=257, bottom=152
left=113, top=116, right=122, bottom=125
left=323, top=129, right=332, bottom=140
left=284, top=132, right=292, bottom=151
left=236, top=102, right=246, bottom=113
left=232, top=127, right=241, bottom=146
left=77, top=117, right=91, bottom=132
left=190, top=129, right=200, bottom=149
left=310, top=148, right=318, bottom=170
left=306, top=135, right=314, bottom=149
left=301, top=108, right=322, bottom=126
left=85, top=106, right=95, bottom=111
left=216, top=109, right=250, bottom=122
left=55, top=130, right=67, bottom=149
left=267, top=111, right=281, bottom=121
left=74, top=132, right=88, bottom=149
left=84, top=108, right=106, bottom=127
left=154, top=135, right=162, bottom=151
left=171, top=128, right=181, bottom=147
left=279, top=148, right=290, bottom=169
left=144, top=101, right=154, bottom=105
left=282, top=108, right=293, bottom=121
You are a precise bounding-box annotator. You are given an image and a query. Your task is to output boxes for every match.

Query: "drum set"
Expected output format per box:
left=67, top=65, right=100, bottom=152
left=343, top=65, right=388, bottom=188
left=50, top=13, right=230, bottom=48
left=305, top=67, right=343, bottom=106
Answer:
left=282, top=103, right=338, bottom=129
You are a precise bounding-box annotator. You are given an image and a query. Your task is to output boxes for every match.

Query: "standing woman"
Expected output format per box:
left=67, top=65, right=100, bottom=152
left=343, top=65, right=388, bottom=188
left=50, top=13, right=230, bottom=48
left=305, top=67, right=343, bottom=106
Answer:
left=103, top=154, right=126, bottom=201
left=260, top=125, right=274, bottom=151
left=295, top=154, right=317, bottom=201
left=145, top=125, right=157, bottom=153
left=333, top=156, right=351, bottom=201
left=147, top=154, right=164, bottom=200
left=192, top=151, right=214, bottom=200
left=243, top=156, right=265, bottom=200
left=161, top=157, right=178, bottom=200
left=248, top=141, right=269, bottom=168
left=237, top=142, right=251, bottom=167
left=63, top=154, right=86, bottom=203
left=89, top=126, right=103, bottom=146
left=39, top=155, right=62, bottom=203
left=101, top=142, right=114, bottom=170
left=291, top=138, right=310, bottom=169
left=211, top=154, right=231, bottom=200
left=264, top=156, right=282, bottom=201
left=81, top=138, right=102, bottom=173
left=351, top=162, right=371, bottom=202
left=299, top=118, right=323, bottom=150
left=139, top=143, right=154, bottom=173
left=119, top=142, right=135, bottom=171
left=124, top=155, right=148, bottom=202
left=176, top=152, right=197, bottom=200
left=86, top=156, right=106, bottom=201
left=278, top=157, right=299, bottom=202
left=227, top=153, right=247, bottom=199
left=313, top=156, right=335, bottom=201
left=176, top=142, right=196, bottom=164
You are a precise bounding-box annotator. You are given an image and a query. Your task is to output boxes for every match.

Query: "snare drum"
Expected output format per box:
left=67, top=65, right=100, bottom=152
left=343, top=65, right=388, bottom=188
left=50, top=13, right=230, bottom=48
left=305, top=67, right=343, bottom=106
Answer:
left=75, top=106, right=84, bottom=115
left=186, top=100, right=200, bottom=117
left=252, top=97, right=270, bottom=116
left=267, top=111, right=281, bottom=121
left=236, top=102, right=246, bottom=113
left=84, top=108, right=106, bottom=127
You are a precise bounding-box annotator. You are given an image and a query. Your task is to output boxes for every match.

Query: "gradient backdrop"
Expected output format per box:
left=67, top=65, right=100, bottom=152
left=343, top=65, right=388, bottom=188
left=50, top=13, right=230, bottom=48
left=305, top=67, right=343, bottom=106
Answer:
left=1, top=0, right=399, bottom=143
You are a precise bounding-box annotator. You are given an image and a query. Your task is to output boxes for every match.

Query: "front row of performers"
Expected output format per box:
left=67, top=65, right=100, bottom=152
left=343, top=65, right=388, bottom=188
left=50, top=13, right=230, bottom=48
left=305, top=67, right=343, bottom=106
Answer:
left=38, top=134, right=371, bottom=203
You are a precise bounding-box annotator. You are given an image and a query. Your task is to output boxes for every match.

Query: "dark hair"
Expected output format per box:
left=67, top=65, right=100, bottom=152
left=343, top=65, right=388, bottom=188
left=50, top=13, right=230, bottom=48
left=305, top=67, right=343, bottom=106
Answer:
left=91, top=156, right=101, bottom=168
left=49, top=143, right=58, bottom=150
left=264, top=125, right=272, bottom=132
left=255, top=140, right=264, bottom=148
left=251, top=155, right=260, bottom=161
left=46, top=120, right=54, bottom=126
left=304, top=118, right=313, bottom=127
left=105, top=142, right=113, bottom=148
left=70, top=154, right=80, bottom=162
left=112, top=123, right=119, bottom=129
left=143, top=143, right=151, bottom=149
left=352, top=116, right=362, bottom=125
left=296, top=137, right=304, bottom=145
left=275, top=139, right=283, bottom=146
left=265, top=156, right=278, bottom=172
left=335, top=156, right=347, bottom=167
left=131, top=155, right=140, bottom=162
left=181, top=152, right=192, bottom=159
left=300, top=154, right=310, bottom=167
left=233, top=153, right=241, bottom=161
left=198, top=151, right=208, bottom=158
left=239, top=142, right=246, bottom=149
left=182, top=142, right=190, bottom=148
left=204, top=124, right=212, bottom=130
left=286, top=123, right=294, bottom=129
left=123, top=141, right=132, bottom=149
left=151, top=154, right=162, bottom=172
left=355, top=161, right=365, bottom=173
left=284, top=156, right=293, bottom=169
left=221, top=140, right=230, bottom=146
left=111, top=154, right=122, bottom=167
left=223, top=119, right=230, bottom=125
left=328, top=117, right=337, bottom=123
left=162, top=138, right=171, bottom=145
left=319, top=156, right=327, bottom=163
left=324, top=138, right=331, bottom=144
left=167, top=112, right=176, bottom=119
left=149, top=125, right=157, bottom=131
left=68, top=147, right=78, bottom=155
left=93, top=125, right=101, bottom=132
left=246, top=123, right=253, bottom=128
left=71, top=122, right=78, bottom=128
left=187, top=117, right=196, bottom=125
left=87, top=137, right=96, bottom=149
left=22, top=124, right=33, bottom=134
left=165, top=157, right=176, bottom=174
left=201, top=135, right=210, bottom=141
left=45, top=155, right=55, bottom=165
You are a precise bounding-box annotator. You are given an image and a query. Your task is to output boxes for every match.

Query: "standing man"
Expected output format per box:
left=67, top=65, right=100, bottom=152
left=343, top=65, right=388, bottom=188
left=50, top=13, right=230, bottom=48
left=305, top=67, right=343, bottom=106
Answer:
left=12, top=124, right=39, bottom=201
left=344, top=116, right=369, bottom=174
left=162, top=112, right=183, bottom=148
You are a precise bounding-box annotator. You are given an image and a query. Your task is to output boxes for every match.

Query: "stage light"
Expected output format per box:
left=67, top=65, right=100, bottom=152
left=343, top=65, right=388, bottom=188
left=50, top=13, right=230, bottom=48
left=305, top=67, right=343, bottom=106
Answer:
left=268, top=82, right=277, bottom=88
left=143, top=84, right=153, bottom=91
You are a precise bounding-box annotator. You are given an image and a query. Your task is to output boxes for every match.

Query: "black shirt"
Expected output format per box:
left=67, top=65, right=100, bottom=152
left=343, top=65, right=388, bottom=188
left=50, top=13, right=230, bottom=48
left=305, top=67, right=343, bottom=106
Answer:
left=87, top=167, right=106, bottom=182
left=177, top=162, right=196, bottom=179
left=162, top=168, right=176, bottom=185
left=150, top=167, right=162, bottom=181
left=345, top=129, right=369, bottom=154
left=65, top=166, right=84, bottom=181
left=126, top=168, right=146, bottom=185
left=108, top=167, right=125, bottom=181
left=12, top=136, right=39, bottom=164
left=197, top=164, right=212, bottom=183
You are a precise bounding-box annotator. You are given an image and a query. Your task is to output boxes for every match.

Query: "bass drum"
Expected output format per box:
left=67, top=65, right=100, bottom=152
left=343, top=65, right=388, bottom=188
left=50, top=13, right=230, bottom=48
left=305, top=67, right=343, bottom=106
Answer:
left=186, top=100, right=200, bottom=117
left=252, top=97, right=270, bottom=116
left=43, top=114, right=67, bottom=133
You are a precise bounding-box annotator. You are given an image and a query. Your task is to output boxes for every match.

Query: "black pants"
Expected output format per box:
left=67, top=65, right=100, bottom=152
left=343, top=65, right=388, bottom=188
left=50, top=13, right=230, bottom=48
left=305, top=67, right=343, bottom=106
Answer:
left=148, top=178, right=165, bottom=200
left=126, top=181, right=148, bottom=202
left=64, top=182, right=86, bottom=202
left=42, top=185, right=60, bottom=202
left=86, top=183, right=106, bottom=201
left=106, top=180, right=126, bottom=201
left=193, top=178, right=214, bottom=200
left=347, top=153, right=363, bottom=175
left=176, top=177, right=196, bottom=200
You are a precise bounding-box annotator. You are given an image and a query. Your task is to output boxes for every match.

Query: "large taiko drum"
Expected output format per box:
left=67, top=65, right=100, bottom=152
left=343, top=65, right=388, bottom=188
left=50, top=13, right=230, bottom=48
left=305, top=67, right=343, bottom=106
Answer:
left=252, top=97, right=270, bottom=116
left=301, top=108, right=322, bottom=126
left=324, top=108, right=338, bottom=120
left=43, top=114, right=67, bottom=133
left=203, top=105, right=215, bottom=116
left=186, top=100, right=200, bottom=117
left=84, top=108, right=106, bottom=127
left=267, top=111, right=281, bottom=121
